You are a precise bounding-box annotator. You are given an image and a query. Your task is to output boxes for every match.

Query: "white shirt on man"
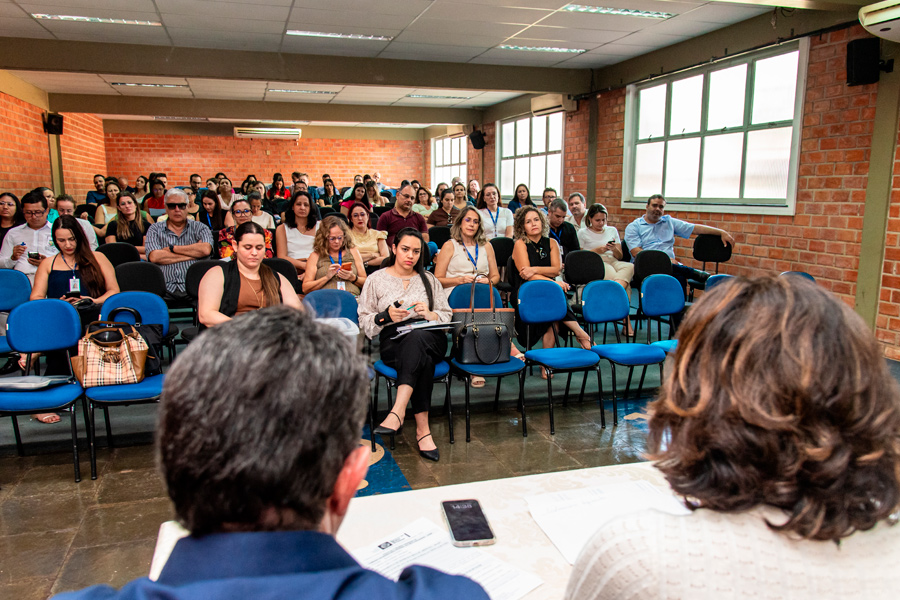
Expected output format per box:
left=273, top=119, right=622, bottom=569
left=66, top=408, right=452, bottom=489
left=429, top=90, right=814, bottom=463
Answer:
left=0, top=222, right=58, bottom=283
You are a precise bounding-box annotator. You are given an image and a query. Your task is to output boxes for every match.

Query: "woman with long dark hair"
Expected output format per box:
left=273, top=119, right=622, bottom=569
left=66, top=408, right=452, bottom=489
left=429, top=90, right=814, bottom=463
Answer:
left=340, top=182, right=369, bottom=216
left=0, top=192, right=24, bottom=247
left=132, top=175, right=149, bottom=200
left=105, top=192, right=151, bottom=260
left=348, top=201, right=389, bottom=270
left=320, top=178, right=340, bottom=209
left=358, top=228, right=451, bottom=461
left=92, top=180, right=119, bottom=236
left=198, top=221, right=301, bottom=327
left=267, top=172, right=290, bottom=203
left=197, top=190, right=225, bottom=231
left=507, top=183, right=532, bottom=213
left=275, top=190, right=319, bottom=275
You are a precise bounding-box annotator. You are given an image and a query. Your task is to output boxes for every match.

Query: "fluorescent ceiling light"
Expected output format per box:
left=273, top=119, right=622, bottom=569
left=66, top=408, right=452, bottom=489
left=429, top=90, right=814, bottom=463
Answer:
left=154, top=116, right=208, bottom=121
left=112, top=82, right=189, bottom=88
left=267, top=89, right=338, bottom=94
left=261, top=120, right=311, bottom=124
left=563, top=5, right=674, bottom=19
left=406, top=94, right=472, bottom=100
left=32, top=13, right=162, bottom=26
left=498, top=45, right=585, bottom=54
left=286, top=30, right=393, bottom=42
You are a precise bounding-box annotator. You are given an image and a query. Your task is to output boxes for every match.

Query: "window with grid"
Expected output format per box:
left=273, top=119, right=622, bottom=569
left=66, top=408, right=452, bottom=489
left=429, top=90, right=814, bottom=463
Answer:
left=432, top=136, right=467, bottom=187
left=498, top=113, right=564, bottom=199
left=623, top=39, right=807, bottom=215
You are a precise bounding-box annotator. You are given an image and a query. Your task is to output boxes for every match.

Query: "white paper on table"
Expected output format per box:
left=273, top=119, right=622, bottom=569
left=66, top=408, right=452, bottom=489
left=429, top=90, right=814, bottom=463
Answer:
left=526, top=480, right=691, bottom=565
left=353, top=517, right=543, bottom=600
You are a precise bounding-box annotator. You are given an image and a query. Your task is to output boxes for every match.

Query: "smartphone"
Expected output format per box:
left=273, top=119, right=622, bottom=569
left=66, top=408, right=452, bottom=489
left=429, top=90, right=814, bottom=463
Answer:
left=27, top=252, right=40, bottom=260
left=441, top=499, right=495, bottom=547
left=341, top=262, right=353, bottom=271
left=63, top=291, right=81, bottom=299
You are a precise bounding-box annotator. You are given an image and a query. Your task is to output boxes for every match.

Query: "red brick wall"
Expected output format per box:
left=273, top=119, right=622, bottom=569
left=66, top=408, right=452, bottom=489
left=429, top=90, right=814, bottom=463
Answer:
left=599, top=26, right=875, bottom=311
left=104, top=134, right=425, bottom=191
left=60, top=113, right=107, bottom=201
left=0, top=92, right=51, bottom=195
left=479, top=122, right=496, bottom=186
left=877, top=133, right=900, bottom=358
left=563, top=101, right=590, bottom=199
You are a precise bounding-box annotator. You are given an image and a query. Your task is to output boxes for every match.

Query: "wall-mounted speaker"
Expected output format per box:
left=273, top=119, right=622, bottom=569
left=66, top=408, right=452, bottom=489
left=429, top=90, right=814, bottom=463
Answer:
left=469, top=129, right=486, bottom=150
left=847, top=38, right=881, bottom=86
left=43, top=113, right=64, bottom=135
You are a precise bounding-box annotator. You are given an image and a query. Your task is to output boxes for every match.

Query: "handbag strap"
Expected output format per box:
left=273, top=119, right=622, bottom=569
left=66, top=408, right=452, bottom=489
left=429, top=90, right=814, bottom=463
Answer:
left=467, top=279, right=499, bottom=316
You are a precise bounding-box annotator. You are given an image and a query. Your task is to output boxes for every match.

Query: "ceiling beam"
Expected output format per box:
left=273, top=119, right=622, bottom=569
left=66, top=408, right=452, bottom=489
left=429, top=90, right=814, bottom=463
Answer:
left=0, top=38, right=591, bottom=96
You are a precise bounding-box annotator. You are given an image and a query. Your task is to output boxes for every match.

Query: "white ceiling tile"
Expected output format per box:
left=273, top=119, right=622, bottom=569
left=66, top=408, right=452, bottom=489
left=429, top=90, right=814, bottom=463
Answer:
left=188, top=79, right=268, bottom=92
left=267, top=83, right=345, bottom=92
left=393, top=30, right=506, bottom=47
left=287, top=8, right=414, bottom=30
left=512, top=25, right=627, bottom=45
left=586, top=43, right=656, bottom=57
left=378, top=52, right=480, bottom=64
left=265, top=94, right=338, bottom=103
left=613, top=30, right=690, bottom=47
left=114, top=86, right=193, bottom=97
left=680, top=3, right=769, bottom=23
left=341, top=85, right=417, bottom=95
left=458, top=0, right=570, bottom=8
left=392, top=97, right=463, bottom=107
left=155, top=0, right=291, bottom=21
left=501, top=38, right=592, bottom=51
left=0, top=4, right=29, bottom=17
left=406, top=18, right=526, bottom=38
left=100, top=74, right=187, bottom=85
left=552, top=54, right=623, bottom=68
left=412, top=87, right=483, bottom=96
left=423, top=2, right=551, bottom=23
left=0, top=23, right=55, bottom=37
left=280, top=37, right=391, bottom=57
left=291, top=0, right=432, bottom=17
left=537, top=12, right=652, bottom=32
left=379, top=42, right=489, bottom=60
left=167, top=29, right=284, bottom=51
left=308, top=120, right=362, bottom=126
left=642, top=16, right=732, bottom=37
left=194, top=91, right=265, bottom=100
left=162, top=15, right=285, bottom=34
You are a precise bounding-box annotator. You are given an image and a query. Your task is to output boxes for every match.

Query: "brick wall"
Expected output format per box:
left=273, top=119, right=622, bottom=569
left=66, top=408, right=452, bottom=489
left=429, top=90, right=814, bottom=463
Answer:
left=563, top=101, right=590, bottom=199
left=60, top=112, right=107, bottom=201
left=104, top=134, right=425, bottom=191
left=479, top=122, right=496, bottom=186
left=0, top=92, right=51, bottom=195
left=599, top=26, right=875, bottom=311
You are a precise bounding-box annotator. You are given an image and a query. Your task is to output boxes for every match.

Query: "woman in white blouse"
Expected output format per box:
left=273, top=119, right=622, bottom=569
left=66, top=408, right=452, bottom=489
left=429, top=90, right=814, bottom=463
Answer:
left=577, top=203, right=635, bottom=336
left=476, top=183, right=513, bottom=239
left=275, top=190, right=318, bottom=276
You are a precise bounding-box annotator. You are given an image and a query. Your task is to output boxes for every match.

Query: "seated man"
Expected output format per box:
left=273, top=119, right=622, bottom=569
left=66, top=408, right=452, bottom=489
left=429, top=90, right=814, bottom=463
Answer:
left=86, top=174, right=107, bottom=204
left=53, top=307, right=488, bottom=600
left=547, top=198, right=580, bottom=261
left=0, top=192, right=58, bottom=283
left=146, top=188, right=214, bottom=298
left=55, top=195, right=99, bottom=250
left=624, top=193, right=735, bottom=293
left=565, top=192, right=587, bottom=231
left=376, top=183, right=428, bottom=247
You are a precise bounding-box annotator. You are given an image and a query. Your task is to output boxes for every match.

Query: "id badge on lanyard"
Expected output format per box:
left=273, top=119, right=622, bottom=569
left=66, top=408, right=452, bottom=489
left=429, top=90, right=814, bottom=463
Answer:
left=331, top=251, right=346, bottom=291
left=69, top=277, right=81, bottom=293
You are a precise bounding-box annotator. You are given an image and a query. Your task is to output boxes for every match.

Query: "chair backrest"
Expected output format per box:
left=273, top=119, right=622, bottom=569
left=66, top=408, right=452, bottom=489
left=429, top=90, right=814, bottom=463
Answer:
left=262, top=257, right=300, bottom=293
left=332, top=213, right=350, bottom=227
left=705, top=273, right=733, bottom=292
left=304, top=289, right=359, bottom=324
left=373, top=206, right=390, bottom=216
left=641, top=274, right=685, bottom=318
left=100, top=291, right=170, bottom=335
left=115, top=261, right=167, bottom=296
left=632, top=249, right=672, bottom=288
left=489, top=236, right=514, bottom=269
left=447, top=282, right=503, bottom=309
left=517, top=280, right=567, bottom=324
left=429, top=226, right=451, bottom=249
left=96, top=242, right=141, bottom=268
left=781, top=271, right=816, bottom=282
left=620, top=237, right=632, bottom=263
left=564, top=250, right=606, bottom=286
left=7, top=299, right=81, bottom=353
left=581, top=280, right=631, bottom=324
left=692, top=234, right=732, bottom=267
left=380, top=190, right=393, bottom=201
left=319, top=205, right=336, bottom=216
left=0, top=269, right=32, bottom=312
left=186, top=260, right=225, bottom=301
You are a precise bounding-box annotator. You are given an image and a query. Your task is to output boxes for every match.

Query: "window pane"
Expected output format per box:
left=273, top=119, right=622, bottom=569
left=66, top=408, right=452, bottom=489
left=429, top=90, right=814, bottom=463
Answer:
left=634, top=142, right=664, bottom=198
left=744, top=127, right=792, bottom=198
left=546, top=153, right=562, bottom=194
left=530, top=156, right=545, bottom=195
left=664, top=138, right=701, bottom=198
left=701, top=133, right=743, bottom=198
left=707, top=64, right=747, bottom=130
left=752, top=51, right=798, bottom=124
left=516, top=118, right=530, bottom=156
left=451, top=138, right=460, bottom=163
left=434, top=139, right=443, bottom=166
left=669, top=74, right=702, bottom=135
left=436, top=167, right=447, bottom=185
left=458, top=138, right=467, bottom=164
left=516, top=157, right=530, bottom=189
left=638, top=84, right=666, bottom=140
left=502, top=121, right=515, bottom=158
left=460, top=166, right=467, bottom=184
left=548, top=112, right=563, bottom=152
left=532, top=115, right=547, bottom=153
left=500, top=159, right=515, bottom=196
left=443, top=138, right=452, bottom=165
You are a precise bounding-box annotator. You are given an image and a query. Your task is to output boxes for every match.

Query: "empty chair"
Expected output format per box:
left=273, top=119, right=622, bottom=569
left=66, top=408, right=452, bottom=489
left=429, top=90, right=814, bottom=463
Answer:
left=0, top=270, right=32, bottom=369
left=101, top=290, right=178, bottom=363
left=631, top=249, right=674, bottom=336
left=687, top=234, right=733, bottom=300
left=428, top=225, right=452, bottom=249
left=179, top=260, right=225, bottom=343
left=564, top=250, right=607, bottom=313
left=95, top=242, right=141, bottom=268
left=641, top=274, right=685, bottom=345
left=489, top=236, right=515, bottom=296
left=781, top=271, right=816, bottom=282
left=304, top=288, right=359, bottom=324
left=115, top=261, right=167, bottom=296
left=705, top=273, right=733, bottom=292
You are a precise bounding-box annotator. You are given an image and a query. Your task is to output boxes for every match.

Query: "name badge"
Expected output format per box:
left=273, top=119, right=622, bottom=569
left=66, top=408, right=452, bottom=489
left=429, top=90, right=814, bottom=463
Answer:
left=337, top=281, right=346, bottom=291
left=69, top=278, right=81, bottom=293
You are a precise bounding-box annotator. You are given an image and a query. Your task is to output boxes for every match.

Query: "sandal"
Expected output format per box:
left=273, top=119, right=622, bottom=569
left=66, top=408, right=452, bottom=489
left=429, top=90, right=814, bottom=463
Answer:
left=32, top=413, right=60, bottom=424
left=374, top=411, right=403, bottom=436
left=417, top=433, right=439, bottom=462
left=470, top=376, right=486, bottom=388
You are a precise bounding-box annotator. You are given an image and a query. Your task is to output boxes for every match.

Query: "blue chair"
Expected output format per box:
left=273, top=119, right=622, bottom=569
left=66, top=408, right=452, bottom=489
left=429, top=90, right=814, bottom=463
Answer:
left=781, top=271, right=816, bottom=282
left=304, top=289, right=359, bottom=324
left=371, top=359, right=452, bottom=449
left=101, top=291, right=177, bottom=362
left=447, top=283, right=527, bottom=441
left=582, top=281, right=667, bottom=426
left=705, top=273, right=733, bottom=292
left=517, top=280, right=602, bottom=433
left=0, top=270, right=32, bottom=369
left=641, top=274, right=685, bottom=344
left=0, top=300, right=85, bottom=481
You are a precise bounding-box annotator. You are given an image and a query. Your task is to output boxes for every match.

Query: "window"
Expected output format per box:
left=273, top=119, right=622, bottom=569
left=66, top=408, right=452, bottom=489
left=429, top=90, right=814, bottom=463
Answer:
left=432, top=137, right=467, bottom=188
left=498, top=113, right=564, bottom=199
left=622, top=39, right=808, bottom=215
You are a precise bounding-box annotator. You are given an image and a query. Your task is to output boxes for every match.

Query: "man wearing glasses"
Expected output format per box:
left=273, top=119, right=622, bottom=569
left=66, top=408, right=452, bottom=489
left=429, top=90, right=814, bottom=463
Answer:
left=146, top=188, right=214, bottom=298
left=0, top=192, right=57, bottom=283
left=376, top=183, right=428, bottom=247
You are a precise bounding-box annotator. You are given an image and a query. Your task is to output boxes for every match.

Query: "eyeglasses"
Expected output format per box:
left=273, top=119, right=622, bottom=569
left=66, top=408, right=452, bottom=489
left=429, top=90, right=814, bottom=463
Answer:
left=328, top=236, right=344, bottom=242
left=233, top=209, right=251, bottom=216
left=398, top=193, right=414, bottom=201
left=0, top=202, right=15, bottom=208
left=24, top=210, right=45, bottom=217
left=166, top=203, right=187, bottom=210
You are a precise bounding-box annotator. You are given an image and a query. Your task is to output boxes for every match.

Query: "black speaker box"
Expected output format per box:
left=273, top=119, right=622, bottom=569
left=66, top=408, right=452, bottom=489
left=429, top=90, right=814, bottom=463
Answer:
left=469, top=130, right=486, bottom=150
left=847, top=38, right=881, bottom=86
left=43, top=113, right=64, bottom=135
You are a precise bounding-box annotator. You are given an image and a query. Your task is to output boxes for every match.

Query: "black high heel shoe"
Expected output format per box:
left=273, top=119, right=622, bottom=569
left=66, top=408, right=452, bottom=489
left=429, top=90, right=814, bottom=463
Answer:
left=417, top=433, right=439, bottom=462
left=374, top=411, right=403, bottom=436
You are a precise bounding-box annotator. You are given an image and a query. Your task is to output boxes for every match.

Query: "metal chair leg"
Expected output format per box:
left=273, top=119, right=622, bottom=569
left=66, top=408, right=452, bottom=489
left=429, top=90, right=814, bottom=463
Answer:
left=445, top=377, right=454, bottom=444
left=518, top=369, right=527, bottom=437
left=369, top=380, right=377, bottom=452
left=464, top=375, right=472, bottom=443
left=636, top=366, right=648, bottom=399
left=88, top=402, right=98, bottom=480
left=595, top=367, right=606, bottom=428
left=11, top=415, right=24, bottom=456
left=493, top=377, right=502, bottom=412
left=609, top=362, right=619, bottom=426
left=578, top=371, right=588, bottom=403
left=564, top=372, right=572, bottom=406
left=385, top=381, right=396, bottom=451
left=69, top=405, right=81, bottom=483
left=624, top=366, right=635, bottom=401
left=103, top=406, right=113, bottom=448
left=547, top=369, right=555, bottom=435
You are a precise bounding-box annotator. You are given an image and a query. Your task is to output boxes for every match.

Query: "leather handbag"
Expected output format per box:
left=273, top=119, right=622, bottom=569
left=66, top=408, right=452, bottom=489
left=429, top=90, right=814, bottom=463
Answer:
left=71, top=318, right=150, bottom=387
left=453, top=281, right=513, bottom=364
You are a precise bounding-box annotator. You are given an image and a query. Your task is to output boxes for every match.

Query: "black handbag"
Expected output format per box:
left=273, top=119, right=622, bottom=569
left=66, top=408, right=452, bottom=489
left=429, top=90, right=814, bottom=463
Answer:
left=453, top=281, right=513, bottom=365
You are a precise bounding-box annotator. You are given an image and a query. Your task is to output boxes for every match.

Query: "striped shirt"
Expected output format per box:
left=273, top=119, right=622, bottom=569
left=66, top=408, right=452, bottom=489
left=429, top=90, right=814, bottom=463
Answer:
left=145, top=220, right=214, bottom=293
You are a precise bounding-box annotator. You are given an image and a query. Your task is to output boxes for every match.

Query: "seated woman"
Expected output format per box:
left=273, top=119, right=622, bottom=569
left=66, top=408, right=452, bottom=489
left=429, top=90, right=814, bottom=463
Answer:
left=511, top=206, right=592, bottom=377
left=92, top=180, right=119, bottom=236
left=319, top=178, right=340, bottom=208
left=348, top=201, right=389, bottom=272
left=359, top=228, right=451, bottom=462
left=266, top=172, right=291, bottom=205
left=340, top=183, right=368, bottom=216
left=476, top=183, right=513, bottom=239
left=198, top=222, right=301, bottom=327
left=507, top=183, right=532, bottom=214
left=219, top=198, right=274, bottom=260
left=247, top=192, right=276, bottom=230
left=143, top=178, right=167, bottom=220
left=217, top=177, right=243, bottom=212
left=365, top=181, right=385, bottom=208
left=427, top=188, right=459, bottom=229
left=566, top=276, right=900, bottom=599
left=577, top=203, right=635, bottom=336
left=28, top=215, right=119, bottom=423
left=104, top=192, right=152, bottom=260
left=302, top=215, right=366, bottom=296
left=197, top=190, right=225, bottom=232
left=412, top=186, right=436, bottom=218
left=275, top=190, right=319, bottom=276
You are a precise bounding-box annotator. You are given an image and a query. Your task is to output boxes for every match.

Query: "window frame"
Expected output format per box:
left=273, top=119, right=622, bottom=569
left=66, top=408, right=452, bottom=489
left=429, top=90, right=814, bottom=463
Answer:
left=622, top=38, right=809, bottom=216
left=431, top=136, right=468, bottom=190
left=495, top=112, right=566, bottom=202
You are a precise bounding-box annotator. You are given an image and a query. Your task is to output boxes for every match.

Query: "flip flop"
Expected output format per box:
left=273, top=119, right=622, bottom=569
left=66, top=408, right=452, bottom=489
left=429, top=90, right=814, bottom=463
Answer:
left=470, top=376, right=486, bottom=388
left=33, top=413, right=61, bottom=424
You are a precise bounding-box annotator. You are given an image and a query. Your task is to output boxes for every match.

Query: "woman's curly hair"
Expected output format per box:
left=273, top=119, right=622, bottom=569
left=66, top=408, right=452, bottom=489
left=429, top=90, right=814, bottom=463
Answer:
left=648, top=275, right=900, bottom=541
left=512, top=205, right=548, bottom=240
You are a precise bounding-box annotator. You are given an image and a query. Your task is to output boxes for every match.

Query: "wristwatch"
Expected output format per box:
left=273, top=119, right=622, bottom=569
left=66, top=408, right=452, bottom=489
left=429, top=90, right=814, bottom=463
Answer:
left=169, top=244, right=175, bottom=253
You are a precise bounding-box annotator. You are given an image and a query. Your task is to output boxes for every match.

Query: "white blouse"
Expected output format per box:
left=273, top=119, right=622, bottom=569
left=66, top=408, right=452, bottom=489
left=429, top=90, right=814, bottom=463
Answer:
left=578, top=226, right=621, bottom=260
left=442, top=239, right=491, bottom=297
left=479, top=207, right=514, bottom=239
left=358, top=269, right=451, bottom=339
left=284, top=222, right=318, bottom=260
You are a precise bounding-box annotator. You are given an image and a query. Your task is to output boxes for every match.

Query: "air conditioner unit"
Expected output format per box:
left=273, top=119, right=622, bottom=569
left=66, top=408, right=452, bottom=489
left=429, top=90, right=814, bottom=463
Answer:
left=860, top=0, right=900, bottom=42
left=446, top=125, right=467, bottom=138
left=233, top=127, right=301, bottom=140
left=531, top=93, right=577, bottom=117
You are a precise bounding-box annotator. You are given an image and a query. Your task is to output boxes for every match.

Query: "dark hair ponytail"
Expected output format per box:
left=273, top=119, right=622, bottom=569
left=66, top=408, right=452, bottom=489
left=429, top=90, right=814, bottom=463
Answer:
left=386, top=228, right=434, bottom=311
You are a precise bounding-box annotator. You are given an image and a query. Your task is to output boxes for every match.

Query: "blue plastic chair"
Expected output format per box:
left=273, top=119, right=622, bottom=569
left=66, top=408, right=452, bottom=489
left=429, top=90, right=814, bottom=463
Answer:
left=0, top=270, right=32, bottom=364
left=447, top=283, right=527, bottom=441
left=781, top=271, right=816, bottom=282
left=304, top=288, right=359, bottom=324
left=0, top=300, right=85, bottom=481
left=641, top=274, right=685, bottom=344
left=582, top=281, right=667, bottom=426
left=517, top=280, right=602, bottom=433
left=705, top=273, right=733, bottom=292
left=101, top=291, right=177, bottom=362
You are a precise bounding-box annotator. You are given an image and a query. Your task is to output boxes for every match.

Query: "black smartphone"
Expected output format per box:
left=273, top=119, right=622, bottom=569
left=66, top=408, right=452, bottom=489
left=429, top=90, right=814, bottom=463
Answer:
left=441, top=499, right=495, bottom=547
left=27, top=252, right=40, bottom=260
left=63, top=291, right=81, bottom=299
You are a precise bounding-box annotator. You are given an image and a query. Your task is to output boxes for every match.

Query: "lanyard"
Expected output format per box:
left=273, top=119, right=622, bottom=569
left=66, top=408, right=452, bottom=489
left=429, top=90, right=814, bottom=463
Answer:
left=463, top=243, right=479, bottom=269
left=329, top=250, right=342, bottom=266
left=549, top=227, right=562, bottom=245
left=487, top=208, right=499, bottom=230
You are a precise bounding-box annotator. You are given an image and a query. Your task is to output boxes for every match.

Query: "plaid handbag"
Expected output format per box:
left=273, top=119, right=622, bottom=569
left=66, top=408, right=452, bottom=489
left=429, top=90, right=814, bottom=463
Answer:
left=71, top=321, right=149, bottom=387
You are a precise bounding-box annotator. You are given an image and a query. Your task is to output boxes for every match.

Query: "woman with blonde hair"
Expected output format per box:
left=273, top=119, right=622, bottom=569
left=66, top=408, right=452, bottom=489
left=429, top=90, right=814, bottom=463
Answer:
left=105, top=192, right=152, bottom=260
left=302, top=215, right=366, bottom=296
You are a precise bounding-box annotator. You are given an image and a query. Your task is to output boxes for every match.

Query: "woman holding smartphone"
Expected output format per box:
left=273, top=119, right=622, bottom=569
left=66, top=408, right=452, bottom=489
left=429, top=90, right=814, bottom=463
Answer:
left=302, top=215, right=366, bottom=296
